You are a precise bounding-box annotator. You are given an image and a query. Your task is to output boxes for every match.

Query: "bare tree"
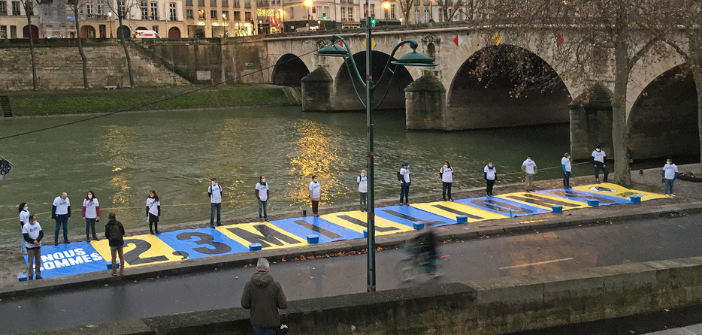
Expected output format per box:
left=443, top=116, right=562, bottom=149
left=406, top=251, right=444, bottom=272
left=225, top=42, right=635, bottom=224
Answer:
left=67, top=0, right=89, bottom=89
left=399, top=0, right=414, bottom=24
left=19, top=0, right=38, bottom=90
left=105, top=0, right=135, bottom=87
left=435, top=0, right=463, bottom=22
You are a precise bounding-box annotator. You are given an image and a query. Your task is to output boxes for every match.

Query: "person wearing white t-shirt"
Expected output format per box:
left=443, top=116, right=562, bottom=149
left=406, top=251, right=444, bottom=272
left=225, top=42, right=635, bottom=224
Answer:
left=255, top=175, right=270, bottom=221
left=521, top=156, right=538, bottom=192
left=399, top=161, right=411, bottom=205
left=22, top=215, right=43, bottom=280
left=51, top=192, right=71, bottom=245
left=357, top=170, right=368, bottom=211
left=146, top=190, right=161, bottom=234
left=208, top=178, right=224, bottom=227
left=561, top=153, right=572, bottom=188
left=591, top=146, right=608, bottom=183
left=662, top=158, right=679, bottom=197
left=439, top=161, right=454, bottom=201
left=18, top=202, right=29, bottom=254
left=82, top=190, right=101, bottom=241
left=309, top=175, right=321, bottom=216
left=484, top=162, right=497, bottom=197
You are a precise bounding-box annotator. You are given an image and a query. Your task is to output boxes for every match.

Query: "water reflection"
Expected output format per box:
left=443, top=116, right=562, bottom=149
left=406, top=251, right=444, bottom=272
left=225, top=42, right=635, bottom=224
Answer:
left=102, top=126, right=135, bottom=208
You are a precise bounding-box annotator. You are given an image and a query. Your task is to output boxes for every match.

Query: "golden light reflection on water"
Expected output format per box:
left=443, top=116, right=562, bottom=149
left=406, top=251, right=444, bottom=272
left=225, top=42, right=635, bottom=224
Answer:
left=287, top=120, right=353, bottom=207
left=205, top=118, right=247, bottom=200
left=102, top=126, right=134, bottom=207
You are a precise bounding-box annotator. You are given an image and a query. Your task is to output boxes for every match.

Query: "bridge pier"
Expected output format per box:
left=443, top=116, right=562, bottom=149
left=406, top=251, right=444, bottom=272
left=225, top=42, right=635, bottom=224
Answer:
left=301, top=67, right=334, bottom=112
left=569, top=83, right=613, bottom=160
left=405, top=73, right=448, bottom=130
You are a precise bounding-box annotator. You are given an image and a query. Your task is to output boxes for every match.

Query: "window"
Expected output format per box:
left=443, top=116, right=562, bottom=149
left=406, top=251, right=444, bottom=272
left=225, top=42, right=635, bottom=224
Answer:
left=233, top=10, right=240, bottom=20
left=210, top=0, right=215, bottom=7
left=222, top=0, right=227, bottom=7
left=323, top=6, right=328, bottom=18
left=185, top=0, right=191, bottom=5
left=97, top=3, right=104, bottom=14
left=347, top=7, right=352, bottom=20
left=289, top=7, right=292, bottom=18
left=424, top=9, right=429, bottom=22
left=169, top=2, right=176, bottom=20
left=186, top=9, right=193, bottom=17
left=210, top=10, right=216, bottom=18
left=391, top=4, right=395, bottom=18
left=86, top=1, right=93, bottom=14
left=141, top=1, right=148, bottom=19
left=370, top=4, right=374, bottom=18
left=152, top=25, right=158, bottom=32
left=340, top=7, right=345, bottom=21
left=198, top=9, right=204, bottom=18
left=0, top=2, right=6, bottom=15
left=222, top=10, right=227, bottom=19
left=150, top=2, right=158, bottom=20
left=197, top=0, right=204, bottom=6
left=384, top=5, right=388, bottom=18
left=10, top=25, right=16, bottom=38
left=311, top=6, right=315, bottom=14
left=244, top=0, right=249, bottom=8
left=315, top=5, right=320, bottom=18
left=12, top=1, right=20, bottom=15
left=244, top=11, right=250, bottom=20
left=414, top=8, right=419, bottom=23
left=99, top=24, right=106, bottom=37
left=233, top=0, right=238, bottom=7
left=0, top=26, right=6, bottom=38
left=118, top=0, right=126, bottom=17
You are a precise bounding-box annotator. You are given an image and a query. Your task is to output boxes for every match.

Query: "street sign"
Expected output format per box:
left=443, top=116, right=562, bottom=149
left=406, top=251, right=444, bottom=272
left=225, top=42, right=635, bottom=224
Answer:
left=492, top=32, right=502, bottom=46
left=65, top=14, right=75, bottom=22
left=0, top=155, right=14, bottom=181
left=362, top=38, right=376, bottom=49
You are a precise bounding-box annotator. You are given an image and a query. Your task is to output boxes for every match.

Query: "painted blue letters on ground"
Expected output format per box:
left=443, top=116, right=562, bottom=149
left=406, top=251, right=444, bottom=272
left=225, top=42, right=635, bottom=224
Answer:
left=536, top=189, right=630, bottom=205
left=157, top=228, right=250, bottom=259
left=456, top=197, right=550, bottom=217
left=375, top=205, right=455, bottom=228
left=23, top=242, right=105, bottom=279
left=270, top=217, right=363, bottom=243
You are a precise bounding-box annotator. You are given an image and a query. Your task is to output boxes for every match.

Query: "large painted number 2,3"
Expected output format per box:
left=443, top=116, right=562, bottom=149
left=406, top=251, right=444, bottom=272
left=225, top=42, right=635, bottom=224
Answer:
left=176, top=232, right=232, bottom=255
left=123, top=239, right=169, bottom=265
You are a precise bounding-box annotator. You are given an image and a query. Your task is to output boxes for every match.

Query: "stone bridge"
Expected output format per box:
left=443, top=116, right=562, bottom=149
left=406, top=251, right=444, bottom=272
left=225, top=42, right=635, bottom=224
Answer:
left=138, top=23, right=695, bottom=161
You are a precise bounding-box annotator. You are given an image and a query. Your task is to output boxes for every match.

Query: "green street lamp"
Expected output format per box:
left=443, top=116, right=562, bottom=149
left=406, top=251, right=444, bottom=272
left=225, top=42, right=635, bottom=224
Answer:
left=316, top=22, right=437, bottom=293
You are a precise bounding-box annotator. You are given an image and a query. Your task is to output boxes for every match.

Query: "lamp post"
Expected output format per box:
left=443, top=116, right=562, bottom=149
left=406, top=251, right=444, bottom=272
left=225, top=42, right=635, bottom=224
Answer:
left=278, top=8, right=283, bottom=32
left=315, top=10, right=436, bottom=292
left=108, top=12, right=113, bottom=38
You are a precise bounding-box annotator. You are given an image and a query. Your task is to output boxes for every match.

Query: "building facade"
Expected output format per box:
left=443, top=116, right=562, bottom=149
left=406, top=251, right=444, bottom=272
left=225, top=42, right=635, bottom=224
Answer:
left=0, top=0, right=38, bottom=39
left=183, top=0, right=256, bottom=37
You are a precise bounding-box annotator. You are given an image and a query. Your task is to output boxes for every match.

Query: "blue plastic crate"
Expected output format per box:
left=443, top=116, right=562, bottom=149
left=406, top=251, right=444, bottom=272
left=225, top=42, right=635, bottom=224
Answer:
left=249, top=243, right=262, bottom=251
left=630, top=196, right=642, bottom=203
left=106, top=261, right=121, bottom=270
left=552, top=205, right=563, bottom=213
left=363, top=229, right=368, bottom=238
left=587, top=200, right=600, bottom=207
left=18, top=272, right=27, bottom=282
left=307, top=235, right=320, bottom=244
left=456, top=215, right=468, bottom=223
left=413, top=222, right=425, bottom=230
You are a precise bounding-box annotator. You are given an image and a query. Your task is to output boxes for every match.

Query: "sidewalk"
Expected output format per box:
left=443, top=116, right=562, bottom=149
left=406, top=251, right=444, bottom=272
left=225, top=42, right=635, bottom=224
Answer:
left=1, top=164, right=700, bottom=295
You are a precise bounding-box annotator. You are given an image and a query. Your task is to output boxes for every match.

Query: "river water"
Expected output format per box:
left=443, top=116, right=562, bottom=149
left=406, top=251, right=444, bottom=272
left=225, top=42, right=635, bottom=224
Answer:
left=0, top=107, right=587, bottom=244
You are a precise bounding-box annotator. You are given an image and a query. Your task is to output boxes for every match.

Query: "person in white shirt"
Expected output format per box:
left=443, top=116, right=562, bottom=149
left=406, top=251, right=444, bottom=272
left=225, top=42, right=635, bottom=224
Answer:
left=146, top=190, right=161, bottom=234
left=208, top=178, right=224, bottom=227
left=357, top=170, right=368, bottom=211
left=309, top=175, right=321, bottom=217
left=51, top=192, right=71, bottom=245
left=521, top=156, right=538, bottom=192
left=561, top=153, right=572, bottom=188
left=662, top=158, right=679, bottom=197
left=399, top=161, right=411, bottom=205
left=255, top=175, right=270, bottom=221
left=591, top=146, right=608, bottom=183
left=484, top=162, right=497, bottom=197
left=82, top=191, right=101, bottom=241
left=18, top=202, right=29, bottom=255
left=22, top=215, right=43, bottom=280
left=439, top=161, right=454, bottom=201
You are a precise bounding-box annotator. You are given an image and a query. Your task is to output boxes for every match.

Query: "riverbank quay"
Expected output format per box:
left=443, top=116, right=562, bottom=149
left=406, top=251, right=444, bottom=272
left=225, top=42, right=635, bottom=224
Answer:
left=0, top=162, right=698, bottom=297
left=0, top=85, right=300, bottom=117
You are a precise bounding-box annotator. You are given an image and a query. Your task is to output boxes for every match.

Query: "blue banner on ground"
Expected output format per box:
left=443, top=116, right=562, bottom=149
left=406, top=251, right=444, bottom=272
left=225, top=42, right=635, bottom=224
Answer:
left=536, top=189, right=631, bottom=205
left=23, top=242, right=106, bottom=279
left=375, top=205, right=455, bottom=228
left=270, top=217, right=363, bottom=243
left=157, top=228, right=250, bottom=259
left=456, top=197, right=550, bottom=217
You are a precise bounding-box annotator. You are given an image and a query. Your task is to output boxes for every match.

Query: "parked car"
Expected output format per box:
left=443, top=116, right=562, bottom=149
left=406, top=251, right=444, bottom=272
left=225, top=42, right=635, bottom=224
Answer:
left=134, top=30, right=160, bottom=38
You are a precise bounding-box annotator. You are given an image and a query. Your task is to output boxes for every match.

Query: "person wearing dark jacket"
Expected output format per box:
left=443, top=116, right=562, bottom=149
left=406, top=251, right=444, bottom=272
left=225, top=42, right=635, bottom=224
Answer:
left=104, top=212, right=125, bottom=276
left=241, top=258, right=287, bottom=335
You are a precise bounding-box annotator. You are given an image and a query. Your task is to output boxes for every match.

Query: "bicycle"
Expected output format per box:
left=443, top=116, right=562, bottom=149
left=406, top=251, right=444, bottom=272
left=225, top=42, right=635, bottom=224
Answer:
left=394, top=243, right=446, bottom=282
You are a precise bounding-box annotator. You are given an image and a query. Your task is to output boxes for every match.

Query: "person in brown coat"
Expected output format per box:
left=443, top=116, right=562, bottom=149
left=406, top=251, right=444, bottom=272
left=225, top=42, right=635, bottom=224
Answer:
left=241, top=258, right=287, bottom=335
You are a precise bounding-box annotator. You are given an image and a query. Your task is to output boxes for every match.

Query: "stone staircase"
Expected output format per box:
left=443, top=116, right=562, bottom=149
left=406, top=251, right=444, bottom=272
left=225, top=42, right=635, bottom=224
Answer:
left=127, top=41, right=191, bottom=86
left=0, top=96, right=12, bottom=117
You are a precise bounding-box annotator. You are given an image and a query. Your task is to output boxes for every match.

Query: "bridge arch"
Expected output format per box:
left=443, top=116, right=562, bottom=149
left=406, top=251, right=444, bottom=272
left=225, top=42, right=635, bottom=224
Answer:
left=627, top=64, right=698, bottom=161
left=271, top=53, right=310, bottom=86
left=333, top=50, right=414, bottom=111
left=447, top=44, right=572, bottom=129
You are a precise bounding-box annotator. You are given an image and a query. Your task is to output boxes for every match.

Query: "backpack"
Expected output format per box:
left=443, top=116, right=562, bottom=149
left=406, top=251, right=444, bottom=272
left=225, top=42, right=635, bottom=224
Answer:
left=107, top=221, right=122, bottom=243
left=397, top=170, right=403, bottom=182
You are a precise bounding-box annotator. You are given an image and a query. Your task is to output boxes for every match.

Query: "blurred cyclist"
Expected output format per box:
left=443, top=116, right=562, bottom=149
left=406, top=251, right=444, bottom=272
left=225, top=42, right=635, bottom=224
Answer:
left=410, top=228, right=439, bottom=275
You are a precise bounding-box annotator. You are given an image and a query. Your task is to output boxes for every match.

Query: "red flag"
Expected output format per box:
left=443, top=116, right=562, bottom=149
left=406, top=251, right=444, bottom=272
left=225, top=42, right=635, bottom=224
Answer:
left=453, top=35, right=463, bottom=46
left=399, top=37, right=404, bottom=48
left=557, top=35, right=564, bottom=46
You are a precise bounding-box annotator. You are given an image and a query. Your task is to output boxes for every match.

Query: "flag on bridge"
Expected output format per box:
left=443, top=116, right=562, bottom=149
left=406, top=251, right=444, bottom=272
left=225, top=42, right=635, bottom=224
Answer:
left=0, top=155, right=13, bottom=181
left=557, top=35, right=564, bottom=46
left=453, top=35, right=463, bottom=47
left=399, top=37, right=404, bottom=47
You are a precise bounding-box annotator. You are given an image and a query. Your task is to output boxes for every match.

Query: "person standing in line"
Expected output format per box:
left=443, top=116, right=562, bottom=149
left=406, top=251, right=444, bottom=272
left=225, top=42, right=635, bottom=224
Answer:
left=105, top=212, right=125, bottom=276
left=521, top=156, right=537, bottom=192
left=82, top=191, right=101, bottom=241
left=663, top=158, right=679, bottom=197
left=146, top=190, right=161, bottom=234
left=241, top=258, right=288, bottom=335
left=592, top=145, right=608, bottom=183
left=357, top=170, right=368, bottom=211
left=561, top=153, right=572, bottom=188
left=208, top=178, right=223, bottom=227
left=484, top=162, right=497, bottom=197
left=439, top=161, right=453, bottom=201
left=255, top=175, right=269, bottom=221
left=19, top=202, right=29, bottom=255
left=22, top=215, right=43, bottom=280
left=52, top=192, right=71, bottom=245
left=309, top=175, right=321, bottom=217
left=399, top=161, right=411, bottom=205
